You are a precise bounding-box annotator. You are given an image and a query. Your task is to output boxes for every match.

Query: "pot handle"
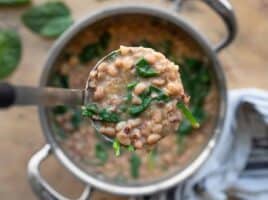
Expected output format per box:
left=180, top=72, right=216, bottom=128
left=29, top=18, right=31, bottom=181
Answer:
left=176, top=0, right=237, bottom=52
left=28, top=145, right=92, bottom=200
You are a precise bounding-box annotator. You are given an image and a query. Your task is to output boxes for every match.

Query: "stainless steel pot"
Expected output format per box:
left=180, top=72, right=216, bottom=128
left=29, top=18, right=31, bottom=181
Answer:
left=28, top=1, right=237, bottom=199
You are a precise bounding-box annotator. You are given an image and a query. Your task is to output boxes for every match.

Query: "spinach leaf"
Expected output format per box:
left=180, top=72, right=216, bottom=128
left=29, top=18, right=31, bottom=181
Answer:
left=177, top=102, right=200, bottom=128
left=99, top=109, right=120, bottom=123
left=150, top=86, right=169, bottom=102
left=81, top=103, right=98, bottom=117
left=21, top=2, right=73, bottom=37
left=0, top=0, right=30, bottom=5
left=130, top=153, right=141, bottom=179
left=128, top=96, right=152, bottom=117
left=113, top=139, right=121, bottom=157
left=52, top=105, right=68, bottom=115
left=135, top=58, right=158, bottom=78
left=95, top=142, right=108, bottom=164
left=52, top=73, right=69, bottom=88
left=126, top=81, right=138, bottom=102
left=128, top=145, right=135, bottom=152
left=0, top=29, right=21, bottom=79
left=71, top=109, right=82, bottom=129
left=41, top=16, right=73, bottom=37
left=79, top=43, right=101, bottom=63
left=79, top=32, right=111, bottom=63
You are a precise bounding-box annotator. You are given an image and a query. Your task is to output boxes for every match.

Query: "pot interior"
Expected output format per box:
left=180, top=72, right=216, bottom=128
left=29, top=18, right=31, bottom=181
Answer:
left=40, top=8, right=225, bottom=194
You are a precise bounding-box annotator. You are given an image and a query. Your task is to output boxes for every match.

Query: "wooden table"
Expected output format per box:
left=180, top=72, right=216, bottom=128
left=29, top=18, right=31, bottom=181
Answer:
left=0, top=0, right=267, bottom=199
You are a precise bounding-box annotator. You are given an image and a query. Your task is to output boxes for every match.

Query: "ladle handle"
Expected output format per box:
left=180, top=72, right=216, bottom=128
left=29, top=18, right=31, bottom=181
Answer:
left=0, top=82, right=85, bottom=108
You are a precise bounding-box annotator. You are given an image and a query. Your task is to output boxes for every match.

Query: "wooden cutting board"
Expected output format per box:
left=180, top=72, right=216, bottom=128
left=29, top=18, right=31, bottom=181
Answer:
left=0, top=0, right=267, bottom=199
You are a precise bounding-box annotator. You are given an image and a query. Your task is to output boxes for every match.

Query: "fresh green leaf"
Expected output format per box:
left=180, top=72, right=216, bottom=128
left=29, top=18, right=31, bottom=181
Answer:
left=128, top=145, right=135, bottom=152
left=128, top=96, right=152, bottom=116
left=150, top=86, right=169, bottom=102
left=0, top=0, right=30, bottom=5
left=135, top=58, right=159, bottom=78
left=95, top=142, right=108, bottom=164
left=52, top=105, right=68, bottom=115
left=21, top=2, right=73, bottom=37
left=177, top=102, right=200, bottom=128
left=177, top=120, right=192, bottom=136
left=40, top=16, right=73, bottom=37
left=113, top=139, right=121, bottom=157
left=130, top=153, right=141, bottom=179
left=0, top=29, right=21, bottom=79
left=81, top=103, right=98, bottom=117
left=99, top=109, right=120, bottom=123
left=126, top=81, right=138, bottom=102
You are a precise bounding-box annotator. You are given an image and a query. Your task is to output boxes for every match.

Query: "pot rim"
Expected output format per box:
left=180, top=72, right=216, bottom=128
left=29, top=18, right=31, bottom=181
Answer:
left=38, top=4, right=227, bottom=196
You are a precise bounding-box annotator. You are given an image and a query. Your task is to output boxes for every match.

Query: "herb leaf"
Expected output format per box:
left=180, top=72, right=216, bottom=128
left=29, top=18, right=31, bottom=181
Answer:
left=113, top=139, right=121, bottom=157
left=82, top=103, right=98, bottom=117
left=130, top=153, right=141, bottom=179
left=99, top=109, right=121, bottom=123
left=128, top=145, right=135, bottom=152
left=79, top=32, right=111, bottom=63
left=0, top=0, right=30, bottom=5
left=95, top=142, right=108, bottom=164
left=135, top=58, right=158, bottom=78
left=0, top=29, right=21, bottom=79
left=21, top=2, right=73, bottom=37
left=177, top=102, right=200, bottom=128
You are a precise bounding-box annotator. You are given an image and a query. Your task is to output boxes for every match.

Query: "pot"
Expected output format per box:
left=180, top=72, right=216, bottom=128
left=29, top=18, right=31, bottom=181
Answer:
left=28, top=1, right=237, bottom=199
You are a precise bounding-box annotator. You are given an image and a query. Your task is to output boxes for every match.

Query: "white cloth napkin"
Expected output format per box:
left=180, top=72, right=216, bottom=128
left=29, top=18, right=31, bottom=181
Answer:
left=176, top=89, right=268, bottom=200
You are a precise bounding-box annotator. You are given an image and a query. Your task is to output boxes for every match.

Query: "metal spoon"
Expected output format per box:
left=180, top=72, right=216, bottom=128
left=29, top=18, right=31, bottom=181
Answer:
left=0, top=50, right=120, bottom=143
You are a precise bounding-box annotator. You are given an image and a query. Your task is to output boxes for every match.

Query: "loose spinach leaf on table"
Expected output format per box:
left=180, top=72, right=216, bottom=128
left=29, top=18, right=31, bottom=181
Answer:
left=0, top=0, right=30, bottom=5
left=79, top=32, right=111, bottom=63
left=130, top=153, right=141, bottom=179
left=135, top=58, right=159, bottom=78
left=0, top=29, right=21, bottom=79
left=21, top=2, right=73, bottom=37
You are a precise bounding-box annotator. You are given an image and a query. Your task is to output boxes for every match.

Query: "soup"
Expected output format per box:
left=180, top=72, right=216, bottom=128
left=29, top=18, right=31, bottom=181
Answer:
left=48, top=15, right=219, bottom=183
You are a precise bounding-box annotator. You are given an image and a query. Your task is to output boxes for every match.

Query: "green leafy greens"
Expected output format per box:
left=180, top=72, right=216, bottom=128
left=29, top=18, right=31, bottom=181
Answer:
left=128, top=85, right=169, bottom=116
left=0, top=29, right=21, bottom=79
left=79, top=32, right=111, bottom=63
left=21, top=2, right=73, bottom=37
left=177, top=102, right=200, bottom=128
left=82, top=103, right=120, bottom=123
left=130, top=153, right=141, bottom=179
left=113, top=139, right=121, bottom=157
left=95, top=142, right=108, bottom=164
left=135, top=58, right=159, bottom=78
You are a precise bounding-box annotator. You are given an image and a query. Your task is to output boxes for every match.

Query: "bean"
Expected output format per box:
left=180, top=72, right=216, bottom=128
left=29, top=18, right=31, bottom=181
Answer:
left=132, top=95, right=142, bottom=105
left=116, top=121, right=127, bottom=131
left=152, top=110, right=162, bottom=123
left=117, top=131, right=131, bottom=145
left=152, top=78, right=165, bottom=86
left=134, top=140, right=144, bottom=149
left=130, top=128, right=141, bottom=139
left=128, top=118, right=141, bottom=128
left=166, top=82, right=183, bottom=96
left=134, top=82, right=147, bottom=95
left=94, top=86, right=105, bottom=100
left=144, top=53, right=157, bottom=64
left=99, top=127, right=116, bottom=137
left=152, top=124, right=162, bottom=133
left=147, top=134, right=161, bottom=145
left=107, top=64, right=118, bottom=76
